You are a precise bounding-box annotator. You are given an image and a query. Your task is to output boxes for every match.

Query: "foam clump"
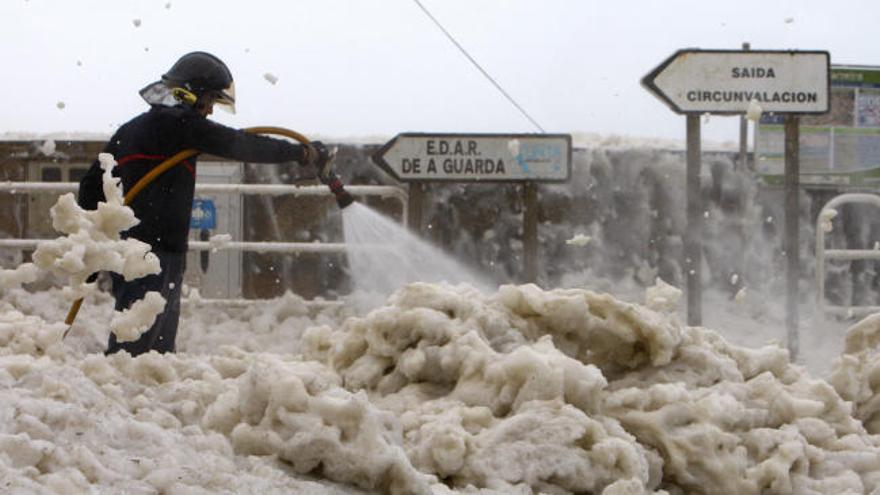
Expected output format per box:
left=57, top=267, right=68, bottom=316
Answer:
left=644, top=277, right=682, bottom=313
left=0, top=263, right=41, bottom=290
left=0, top=153, right=160, bottom=297
left=110, top=291, right=166, bottom=342
left=2, top=281, right=880, bottom=493
left=830, top=313, right=880, bottom=435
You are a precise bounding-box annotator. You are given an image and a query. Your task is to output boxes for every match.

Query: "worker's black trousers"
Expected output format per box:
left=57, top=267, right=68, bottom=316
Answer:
left=106, top=249, right=185, bottom=357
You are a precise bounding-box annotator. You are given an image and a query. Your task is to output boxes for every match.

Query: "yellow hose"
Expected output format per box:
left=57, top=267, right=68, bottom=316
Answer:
left=64, top=126, right=312, bottom=330
left=123, top=127, right=310, bottom=204
left=122, top=149, right=199, bottom=205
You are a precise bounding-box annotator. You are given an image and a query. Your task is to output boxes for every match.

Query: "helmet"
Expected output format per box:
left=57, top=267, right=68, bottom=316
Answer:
left=139, top=51, right=236, bottom=113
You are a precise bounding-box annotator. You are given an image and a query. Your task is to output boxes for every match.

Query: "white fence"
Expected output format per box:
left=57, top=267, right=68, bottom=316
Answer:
left=816, top=193, right=880, bottom=316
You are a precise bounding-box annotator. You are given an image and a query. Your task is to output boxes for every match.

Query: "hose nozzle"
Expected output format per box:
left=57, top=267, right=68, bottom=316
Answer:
left=326, top=174, right=354, bottom=208
left=319, top=146, right=354, bottom=209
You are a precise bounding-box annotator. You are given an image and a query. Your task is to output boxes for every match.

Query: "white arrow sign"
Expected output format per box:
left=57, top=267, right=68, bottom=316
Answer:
left=642, top=49, right=830, bottom=114
left=372, top=133, right=571, bottom=182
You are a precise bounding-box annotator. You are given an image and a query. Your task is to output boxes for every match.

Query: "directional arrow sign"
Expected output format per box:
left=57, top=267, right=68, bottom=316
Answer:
left=372, top=133, right=571, bottom=182
left=642, top=49, right=830, bottom=115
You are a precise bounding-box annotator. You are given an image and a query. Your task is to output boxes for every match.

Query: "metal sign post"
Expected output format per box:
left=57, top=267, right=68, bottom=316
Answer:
left=523, top=182, right=538, bottom=282
left=407, top=183, right=424, bottom=232
left=643, top=49, right=829, bottom=343
left=373, top=133, right=572, bottom=282
left=685, top=115, right=702, bottom=326
left=784, top=116, right=800, bottom=360
left=738, top=43, right=751, bottom=172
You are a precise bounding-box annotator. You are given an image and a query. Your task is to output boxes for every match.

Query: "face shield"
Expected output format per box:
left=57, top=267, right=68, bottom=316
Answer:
left=139, top=81, right=236, bottom=114
left=139, top=81, right=178, bottom=107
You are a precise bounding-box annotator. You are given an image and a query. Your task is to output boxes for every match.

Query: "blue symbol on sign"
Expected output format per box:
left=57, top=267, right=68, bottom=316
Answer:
left=191, top=199, right=216, bottom=229
left=514, top=152, right=531, bottom=174
left=515, top=143, right=564, bottom=174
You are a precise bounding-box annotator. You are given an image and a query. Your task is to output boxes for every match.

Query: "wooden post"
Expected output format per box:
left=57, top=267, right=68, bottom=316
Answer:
left=407, top=182, right=423, bottom=234
left=686, top=114, right=702, bottom=326
left=784, top=115, right=800, bottom=361
left=523, top=182, right=538, bottom=283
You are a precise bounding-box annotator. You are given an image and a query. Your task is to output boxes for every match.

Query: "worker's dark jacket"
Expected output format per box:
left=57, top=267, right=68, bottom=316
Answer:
left=77, top=104, right=305, bottom=252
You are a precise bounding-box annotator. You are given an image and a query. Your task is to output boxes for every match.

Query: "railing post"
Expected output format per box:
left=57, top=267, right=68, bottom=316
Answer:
left=815, top=193, right=880, bottom=318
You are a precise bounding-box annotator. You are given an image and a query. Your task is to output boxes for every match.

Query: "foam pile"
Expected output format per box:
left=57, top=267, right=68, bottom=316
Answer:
left=299, top=282, right=880, bottom=493
left=3, top=281, right=880, bottom=493
left=830, top=313, right=880, bottom=435
left=0, top=306, right=425, bottom=493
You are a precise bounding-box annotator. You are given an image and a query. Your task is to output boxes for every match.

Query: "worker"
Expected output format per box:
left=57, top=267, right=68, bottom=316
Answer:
left=76, top=51, right=344, bottom=356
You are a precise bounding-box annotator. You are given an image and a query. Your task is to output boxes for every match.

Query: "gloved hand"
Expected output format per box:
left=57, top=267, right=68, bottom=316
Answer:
left=303, top=141, right=353, bottom=208
left=302, top=141, right=332, bottom=180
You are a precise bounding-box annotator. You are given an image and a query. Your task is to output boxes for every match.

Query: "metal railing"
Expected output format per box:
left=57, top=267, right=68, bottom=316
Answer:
left=0, top=181, right=408, bottom=305
left=0, top=182, right=407, bottom=254
left=816, top=193, right=880, bottom=316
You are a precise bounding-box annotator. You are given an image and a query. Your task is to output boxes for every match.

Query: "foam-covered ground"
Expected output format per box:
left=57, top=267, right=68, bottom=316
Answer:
left=3, top=281, right=880, bottom=494
left=3, top=153, right=880, bottom=493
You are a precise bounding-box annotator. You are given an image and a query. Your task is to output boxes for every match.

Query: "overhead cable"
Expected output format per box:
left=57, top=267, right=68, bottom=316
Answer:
left=412, top=0, right=546, bottom=133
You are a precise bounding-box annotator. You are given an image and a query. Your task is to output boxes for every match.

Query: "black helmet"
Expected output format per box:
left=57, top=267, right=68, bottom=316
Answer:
left=140, top=51, right=236, bottom=113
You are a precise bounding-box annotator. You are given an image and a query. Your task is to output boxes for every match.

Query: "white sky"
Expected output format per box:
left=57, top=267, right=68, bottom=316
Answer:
left=0, top=0, right=876, bottom=145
